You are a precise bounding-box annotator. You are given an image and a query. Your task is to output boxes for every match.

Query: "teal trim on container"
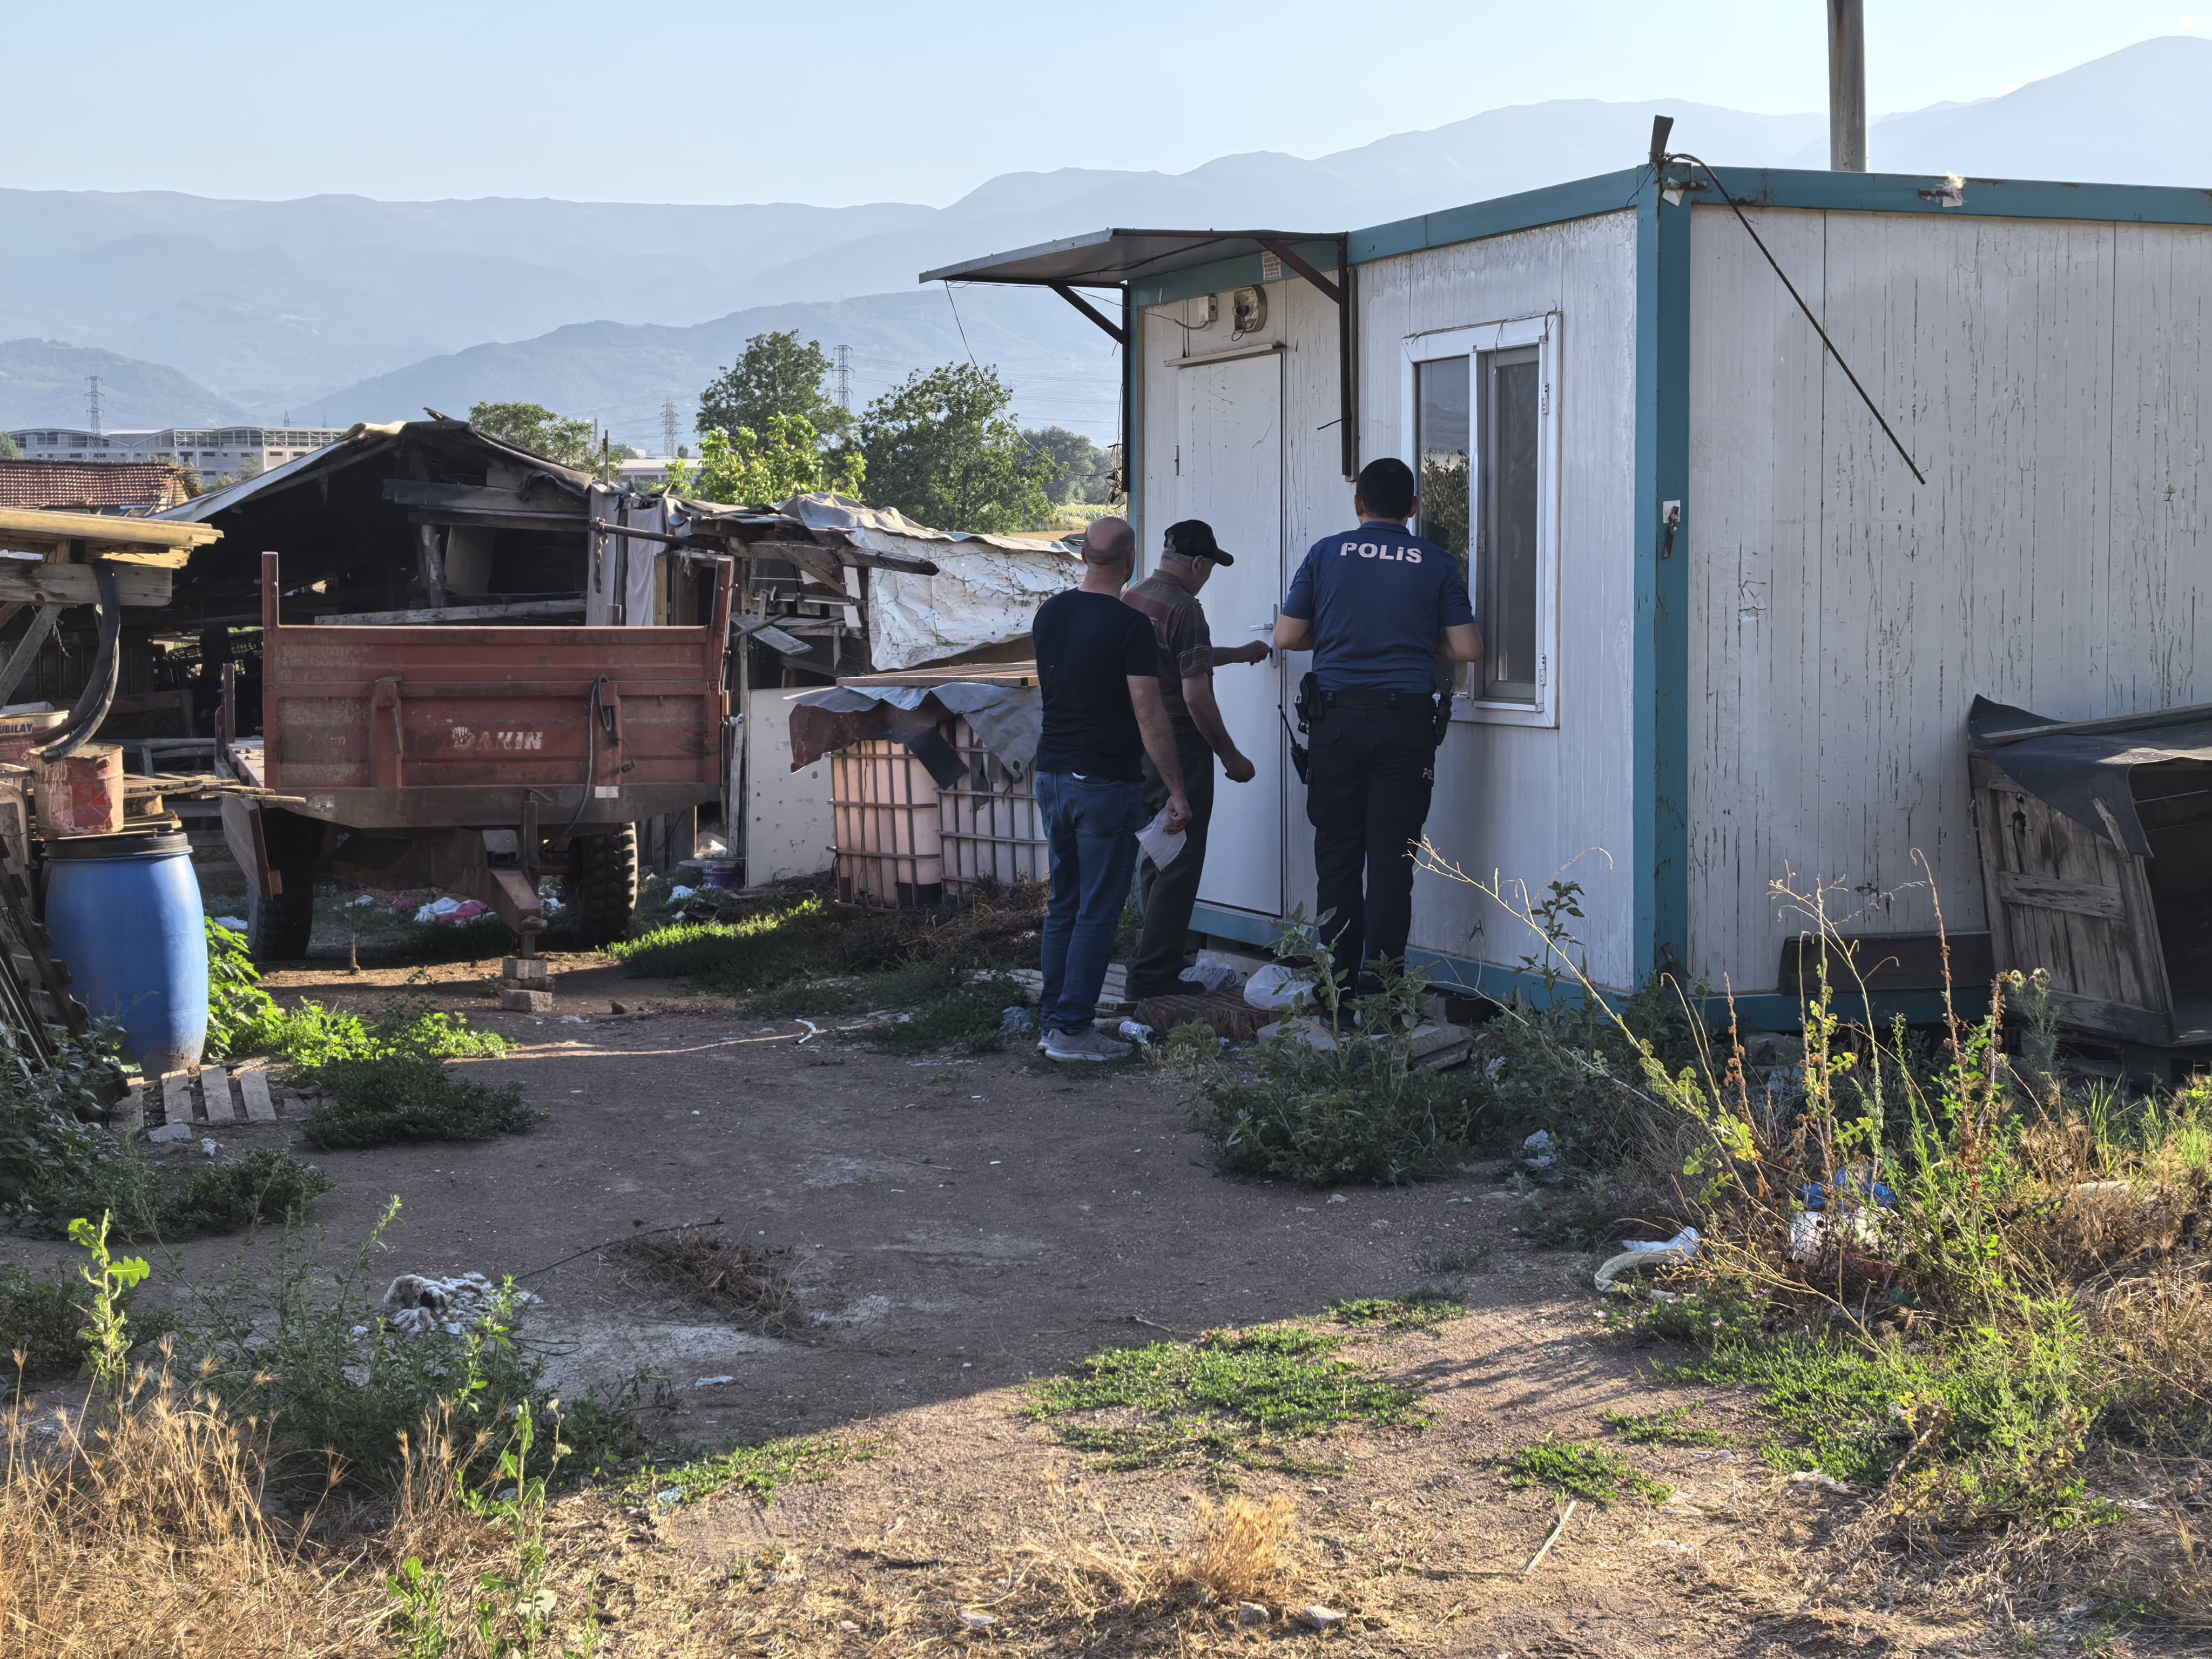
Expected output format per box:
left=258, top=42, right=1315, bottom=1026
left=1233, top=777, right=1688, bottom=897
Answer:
left=1344, top=166, right=2212, bottom=274
left=1653, top=180, right=1691, bottom=977
left=1130, top=240, right=1343, bottom=309
left=1191, top=906, right=1981, bottom=1028
left=1189, top=901, right=1280, bottom=951
left=1698, top=165, right=2212, bottom=228
left=1350, top=168, right=1649, bottom=264
left=1629, top=172, right=1691, bottom=981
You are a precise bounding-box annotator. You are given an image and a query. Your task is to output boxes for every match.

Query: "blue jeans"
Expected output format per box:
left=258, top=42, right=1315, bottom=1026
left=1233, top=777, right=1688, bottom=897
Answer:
left=1035, top=771, right=1143, bottom=1033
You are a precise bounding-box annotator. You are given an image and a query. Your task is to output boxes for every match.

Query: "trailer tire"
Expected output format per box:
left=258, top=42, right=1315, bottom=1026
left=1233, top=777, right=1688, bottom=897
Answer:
left=248, top=872, right=316, bottom=962
left=567, top=825, right=638, bottom=946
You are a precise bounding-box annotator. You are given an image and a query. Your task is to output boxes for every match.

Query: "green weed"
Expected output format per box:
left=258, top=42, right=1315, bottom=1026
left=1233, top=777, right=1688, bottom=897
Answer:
left=635, top=1434, right=875, bottom=1507
left=1186, top=911, right=1488, bottom=1186
left=298, top=1056, right=539, bottom=1150
left=1327, top=1291, right=1464, bottom=1333
left=0, top=1021, right=124, bottom=1232
left=1027, top=1324, right=1425, bottom=1471
left=609, top=879, right=1043, bottom=1004
left=1502, top=1435, right=1671, bottom=1506
left=1603, top=1404, right=1727, bottom=1447
left=1682, top=1318, right=2104, bottom=1522
left=0, top=1262, right=83, bottom=1380
left=150, top=1147, right=331, bottom=1236
left=187, top=1199, right=628, bottom=1491
left=246, top=994, right=509, bottom=1070
left=204, top=919, right=278, bottom=1063
left=1414, top=1243, right=1492, bottom=1277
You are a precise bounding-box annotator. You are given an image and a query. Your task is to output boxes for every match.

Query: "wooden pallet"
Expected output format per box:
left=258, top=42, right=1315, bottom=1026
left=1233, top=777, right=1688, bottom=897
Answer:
left=137, top=1064, right=287, bottom=1131
left=0, top=851, right=91, bottom=1054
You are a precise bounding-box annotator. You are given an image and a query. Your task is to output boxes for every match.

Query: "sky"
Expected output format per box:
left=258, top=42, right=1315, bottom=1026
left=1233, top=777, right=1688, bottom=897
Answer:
left=3, top=1, right=2208, bottom=206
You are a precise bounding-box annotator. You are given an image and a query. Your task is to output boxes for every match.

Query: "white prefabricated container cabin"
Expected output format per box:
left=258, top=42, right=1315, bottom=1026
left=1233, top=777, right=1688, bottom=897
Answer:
left=926, top=163, right=2212, bottom=1026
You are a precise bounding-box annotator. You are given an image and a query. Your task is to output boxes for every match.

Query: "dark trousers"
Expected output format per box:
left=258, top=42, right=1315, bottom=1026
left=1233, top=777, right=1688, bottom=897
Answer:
left=1305, top=704, right=1437, bottom=987
left=1129, top=729, right=1216, bottom=997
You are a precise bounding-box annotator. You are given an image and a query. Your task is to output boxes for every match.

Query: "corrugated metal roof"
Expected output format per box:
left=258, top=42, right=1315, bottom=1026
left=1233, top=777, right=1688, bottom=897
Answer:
left=158, top=417, right=592, bottom=523
left=919, top=227, right=1337, bottom=287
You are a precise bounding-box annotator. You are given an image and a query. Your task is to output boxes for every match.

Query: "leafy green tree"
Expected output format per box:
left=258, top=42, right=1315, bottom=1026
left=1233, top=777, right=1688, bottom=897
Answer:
left=468, top=401, right=594, bottom=465
left=468, top=401, right=630, bottom=480
left=697, top=332, right=845, bottom=446
left=1023, top=426, right=1114, bottom=504
left=664, top=416, right=863, bottom=508
left=856, top=363, right=1054, bottom=533
left=0, top=431, right=23, bottom=461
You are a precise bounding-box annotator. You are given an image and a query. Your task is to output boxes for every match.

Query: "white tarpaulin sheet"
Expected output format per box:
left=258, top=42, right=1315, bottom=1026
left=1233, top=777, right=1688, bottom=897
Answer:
left=781, top=494, right=1079, bottom=672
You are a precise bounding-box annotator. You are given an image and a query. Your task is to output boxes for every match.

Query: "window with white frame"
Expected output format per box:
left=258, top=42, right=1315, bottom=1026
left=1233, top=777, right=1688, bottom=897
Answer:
left=1402, top=314, right=1560, bottom=725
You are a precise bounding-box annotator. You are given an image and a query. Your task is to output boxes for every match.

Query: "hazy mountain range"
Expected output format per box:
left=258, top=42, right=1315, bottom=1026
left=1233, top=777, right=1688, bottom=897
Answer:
left=2, top=36, right=2206, bottom=446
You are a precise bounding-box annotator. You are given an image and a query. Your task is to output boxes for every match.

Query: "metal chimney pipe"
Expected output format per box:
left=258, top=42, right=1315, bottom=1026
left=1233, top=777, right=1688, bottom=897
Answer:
left=1827, top=0, right=1867, bottom=171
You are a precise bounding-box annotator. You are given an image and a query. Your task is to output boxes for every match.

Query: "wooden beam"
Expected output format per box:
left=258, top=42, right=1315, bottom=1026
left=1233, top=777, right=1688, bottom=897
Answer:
left=406, top=510, right=586, bottom=534
left=748, top=537, right=938, bottom=577
left=312, top=598, right=586, bottom=626
left=0, top=507, right=219, bottom=569
left=0, top=561, right=173, bottom=607
left=383, top=480, right=585, bottom=512
left=589, top=517, right=721, bottom=549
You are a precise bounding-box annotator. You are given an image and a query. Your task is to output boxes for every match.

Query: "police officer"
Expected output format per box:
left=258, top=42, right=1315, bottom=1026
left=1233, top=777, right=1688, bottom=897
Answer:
left=1273, top=457, right=1482, bottom=989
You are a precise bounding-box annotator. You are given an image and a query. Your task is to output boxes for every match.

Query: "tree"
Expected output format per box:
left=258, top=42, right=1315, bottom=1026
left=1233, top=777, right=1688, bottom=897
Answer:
left=0, top=431, right=22, bottom=461
left=855, top=363, right=1054, bottom=533
left=664, top=416, right=863, bottom=508
left=1023, top=426, right=1114, bottom=505
left=697, top=332, right=845, bottom=446
left=468, top=401, right=625, bottom=480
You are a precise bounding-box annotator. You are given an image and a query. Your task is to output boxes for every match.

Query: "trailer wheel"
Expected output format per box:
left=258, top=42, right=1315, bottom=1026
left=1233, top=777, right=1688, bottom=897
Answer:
left=567, top=825, right=638, bottom=946
left=248, top=871, right=316, bottom=962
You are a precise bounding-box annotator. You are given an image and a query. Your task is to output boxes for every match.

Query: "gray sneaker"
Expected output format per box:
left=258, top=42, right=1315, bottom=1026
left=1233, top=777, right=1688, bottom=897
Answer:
left=1041, top=1026, right=1133, bottom=1063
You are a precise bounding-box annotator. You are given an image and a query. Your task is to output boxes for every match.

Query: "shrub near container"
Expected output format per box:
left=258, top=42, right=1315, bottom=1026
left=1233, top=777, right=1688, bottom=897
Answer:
left=42, top=830, right=208, bottom=1073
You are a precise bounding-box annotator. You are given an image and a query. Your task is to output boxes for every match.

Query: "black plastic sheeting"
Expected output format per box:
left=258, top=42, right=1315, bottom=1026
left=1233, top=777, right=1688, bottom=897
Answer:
left=1970, top=694, right=2212, bottom=858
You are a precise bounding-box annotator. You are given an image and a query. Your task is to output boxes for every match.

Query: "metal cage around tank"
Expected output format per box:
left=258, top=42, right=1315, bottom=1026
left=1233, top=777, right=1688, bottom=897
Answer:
left=830, top=717, right=1046, bottom=908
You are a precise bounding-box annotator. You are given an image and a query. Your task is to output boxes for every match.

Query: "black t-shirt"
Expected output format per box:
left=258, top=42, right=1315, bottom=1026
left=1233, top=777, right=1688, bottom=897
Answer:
left=1031, top=588, right=1159, bottom=783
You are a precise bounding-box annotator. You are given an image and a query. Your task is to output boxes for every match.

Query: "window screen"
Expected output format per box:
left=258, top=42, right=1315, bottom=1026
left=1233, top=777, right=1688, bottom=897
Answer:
left=1478, top=345, right=1540, bottom=703
left=1414, top=355, right=1471, bottom=693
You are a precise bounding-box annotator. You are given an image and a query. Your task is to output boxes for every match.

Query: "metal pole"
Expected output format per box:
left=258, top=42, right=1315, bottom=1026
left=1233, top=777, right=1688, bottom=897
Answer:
left=1827, top=0, right=1867, bottom=172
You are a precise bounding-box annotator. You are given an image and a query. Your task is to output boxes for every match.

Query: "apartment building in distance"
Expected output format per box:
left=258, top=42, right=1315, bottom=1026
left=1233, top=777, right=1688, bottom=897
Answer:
left=6, top=424, right=348, bottom=485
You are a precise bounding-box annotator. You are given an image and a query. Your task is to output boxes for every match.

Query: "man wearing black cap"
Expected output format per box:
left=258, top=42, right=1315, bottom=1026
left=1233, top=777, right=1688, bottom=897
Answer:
left=1274, top=457, right=1482, bottom=990
left=1120, top=519, right=1272, bottom=1000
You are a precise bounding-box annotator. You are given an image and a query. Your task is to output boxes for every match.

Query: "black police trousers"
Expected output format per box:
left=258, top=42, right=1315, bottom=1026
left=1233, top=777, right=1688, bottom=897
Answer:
left=1304, top=700, right=1437, bottom=988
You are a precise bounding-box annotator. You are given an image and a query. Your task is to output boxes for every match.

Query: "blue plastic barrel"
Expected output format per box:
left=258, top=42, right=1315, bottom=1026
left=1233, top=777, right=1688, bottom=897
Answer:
left=44, top=831, right=209, bottom=1074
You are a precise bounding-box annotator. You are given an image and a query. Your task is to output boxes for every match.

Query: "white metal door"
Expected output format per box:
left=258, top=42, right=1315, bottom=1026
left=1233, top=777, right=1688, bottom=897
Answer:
left=1176, top=350, right=1283, bottom=918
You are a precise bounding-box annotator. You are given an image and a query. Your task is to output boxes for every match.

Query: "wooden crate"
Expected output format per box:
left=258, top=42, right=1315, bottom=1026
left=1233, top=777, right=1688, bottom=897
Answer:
left=1968, top=753, right=2203, bottom=1044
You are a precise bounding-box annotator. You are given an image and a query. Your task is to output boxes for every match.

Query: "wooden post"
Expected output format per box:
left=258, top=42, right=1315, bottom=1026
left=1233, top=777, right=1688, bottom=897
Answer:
left=1827, top=0, right=1867, bottom=172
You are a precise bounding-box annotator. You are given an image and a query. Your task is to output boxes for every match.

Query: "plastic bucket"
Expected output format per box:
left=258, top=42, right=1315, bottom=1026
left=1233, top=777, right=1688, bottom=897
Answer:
left=44, top=830, right=208, bottom=1073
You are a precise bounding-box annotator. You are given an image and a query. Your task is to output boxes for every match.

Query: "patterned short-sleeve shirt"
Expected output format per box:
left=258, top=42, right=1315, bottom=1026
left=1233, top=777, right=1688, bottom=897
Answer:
left=1122, top=574, right=1212, bottom=733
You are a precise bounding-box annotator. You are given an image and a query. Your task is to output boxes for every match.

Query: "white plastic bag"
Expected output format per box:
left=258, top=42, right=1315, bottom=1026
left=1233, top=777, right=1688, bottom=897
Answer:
left=1178, top=954, right=1244, bottom=994
left=1243, top=963, right=1313, bottom=1012
left=1135, top=806, right=1186, bottom=869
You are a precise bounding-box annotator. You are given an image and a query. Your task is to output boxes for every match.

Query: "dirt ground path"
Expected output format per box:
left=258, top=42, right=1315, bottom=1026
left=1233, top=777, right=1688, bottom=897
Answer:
left=1, top=956, right=2033, bottom=1655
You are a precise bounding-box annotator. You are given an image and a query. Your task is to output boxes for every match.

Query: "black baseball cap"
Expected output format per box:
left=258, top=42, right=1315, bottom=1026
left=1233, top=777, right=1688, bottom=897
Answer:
left=1162, top=518, right=1233, bottom=565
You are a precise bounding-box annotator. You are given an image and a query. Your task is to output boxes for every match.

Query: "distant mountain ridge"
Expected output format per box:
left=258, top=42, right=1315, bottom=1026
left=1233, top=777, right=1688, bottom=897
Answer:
left=0, top=338, right=248, bottom=428
left=2, top=36, right=2207, bottom=442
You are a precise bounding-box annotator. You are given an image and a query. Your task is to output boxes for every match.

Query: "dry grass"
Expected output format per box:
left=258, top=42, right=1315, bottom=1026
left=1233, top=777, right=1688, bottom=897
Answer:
left=607, top=1225, right=809, bottom=1339
left=544, top=1478, right=1323, bottom=1657
left=0, top=1352, right=382, bottom=1658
